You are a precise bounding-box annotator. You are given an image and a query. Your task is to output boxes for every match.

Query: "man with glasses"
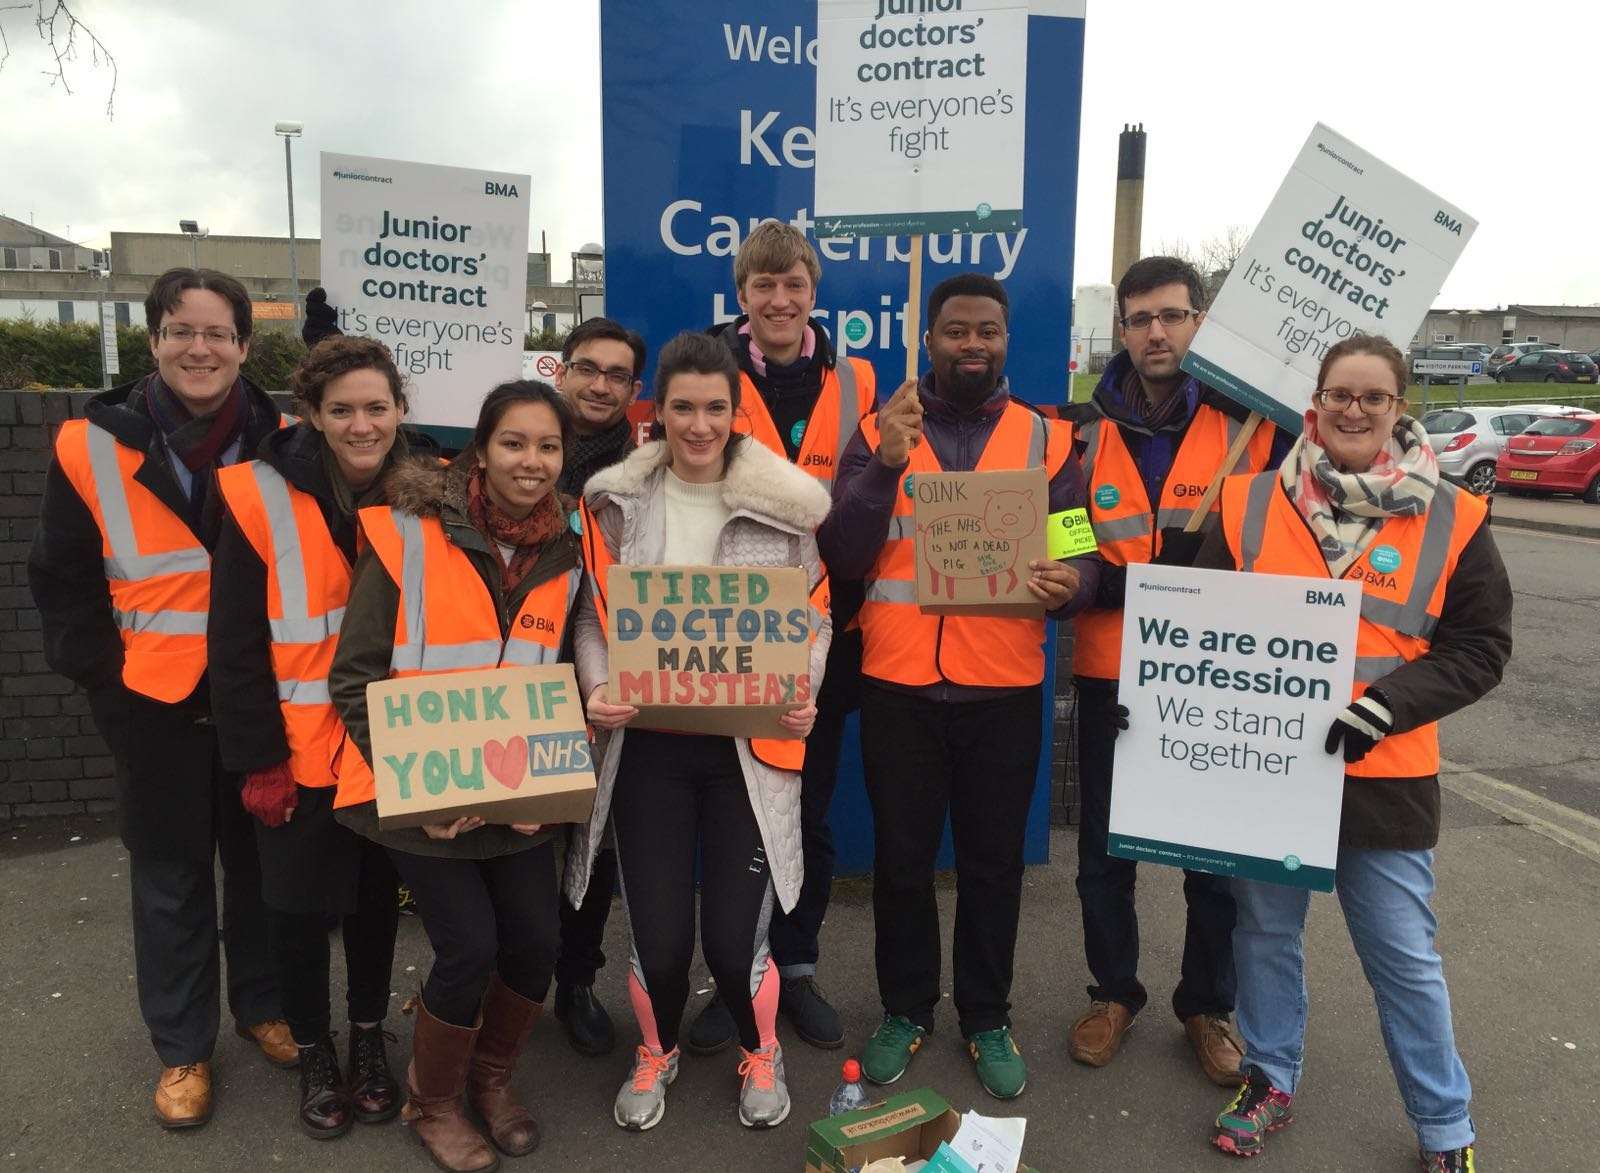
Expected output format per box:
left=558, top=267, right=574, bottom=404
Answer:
left=549, top=316, right=646, bottom=1057
left=1064, top=256, right=1291, bottom=1084
left=29, top=268, right=291, bottom=1128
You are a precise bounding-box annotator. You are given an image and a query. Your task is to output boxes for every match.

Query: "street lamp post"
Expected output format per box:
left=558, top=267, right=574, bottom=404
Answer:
left=177, top=219, right=208, bottom=268
left=274, top=121, right=304, bottom=321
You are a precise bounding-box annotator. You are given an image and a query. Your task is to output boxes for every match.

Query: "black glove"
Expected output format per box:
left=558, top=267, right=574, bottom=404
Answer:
left=1110, top=703, right=1130, bottom=740
left=1094, top=563, right=1127, bottom=609
left=1324, top=693, right=1393, bottom=764
left=1153, top=528, right=1205, bottom=568
left=302, top=287, right=342, bottom=348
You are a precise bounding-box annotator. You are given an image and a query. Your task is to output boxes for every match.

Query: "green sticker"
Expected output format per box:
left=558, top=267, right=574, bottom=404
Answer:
left=790, top=418, right=808, bottom=447
left=568, top=509, right=583, bottom=535
left=902, top=474, right=915, bottom=498
left=1283, top=855, right=1302, bottom=872
left=1094, top=484, right=1121, bottom=510
left=976, top=202, right=993, bottom=220
left=1369, top=545, right=1402, bottom=573
left=1048, top=507, right=1099, bottom=560
left=844, top=317, right=868, bottom=343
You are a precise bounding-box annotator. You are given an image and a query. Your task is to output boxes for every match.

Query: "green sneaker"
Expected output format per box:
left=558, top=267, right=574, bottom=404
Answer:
left=968, top=1027, right=1028, bottom=1099
left=862, top=1015, right=927, bottom=1085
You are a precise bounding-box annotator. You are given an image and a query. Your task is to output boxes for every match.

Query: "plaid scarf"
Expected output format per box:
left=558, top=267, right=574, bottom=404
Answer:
left=1281, top=412, right=1439, bottom=577
left=465, top=468, right=565, bottom=591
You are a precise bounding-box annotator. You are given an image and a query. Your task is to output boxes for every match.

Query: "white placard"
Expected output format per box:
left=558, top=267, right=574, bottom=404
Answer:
left=1109, top=563, right=1361, bottom=890
left=320, top=152, right=531, bottom=432
left=1180, top=123, right=1476, bottom=433
left=99, top=301, right=119, bottom=377
left=813, top=0, right=1028, bottom=236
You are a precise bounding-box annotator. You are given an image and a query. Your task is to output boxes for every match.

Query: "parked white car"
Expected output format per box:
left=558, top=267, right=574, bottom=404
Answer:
left=1422, top=404, right=1588, bottom=494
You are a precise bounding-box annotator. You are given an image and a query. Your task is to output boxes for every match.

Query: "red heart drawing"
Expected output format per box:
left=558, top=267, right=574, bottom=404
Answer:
left=483, top=737, right=528, bottom=790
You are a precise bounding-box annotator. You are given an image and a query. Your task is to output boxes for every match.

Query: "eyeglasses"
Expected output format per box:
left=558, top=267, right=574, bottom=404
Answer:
left=566, top=359, right=635, bottom=392
left=1314, top=388, right=1401, bottom=414
left=157, top=325, right=240, bottom=347
left=1119, top=308, right=1200, bottom=332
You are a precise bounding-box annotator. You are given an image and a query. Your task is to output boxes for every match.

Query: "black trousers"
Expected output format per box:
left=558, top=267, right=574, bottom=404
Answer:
left=768, top=628, right=860, bottom=977
left=612, top=730, right=775, bottom=1054
left=387, top=841, right=560, bottom=1028
left=1074, top=676, right=1236, bottom=1020
left=127, top=738, right=278, bottom=1066
left=859, top=680, right=1041, bottom=1037
left=268, top=834, right=400, bottom=1045
left=556, top=845, right=615, bottom=988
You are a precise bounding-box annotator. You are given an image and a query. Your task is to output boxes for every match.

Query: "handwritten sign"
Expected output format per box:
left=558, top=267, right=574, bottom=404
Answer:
left=367, top=665, right=596, bottom=832
left=912, top=468, right=1047, bottom=616
left=606, top=565, right=813, bottom=738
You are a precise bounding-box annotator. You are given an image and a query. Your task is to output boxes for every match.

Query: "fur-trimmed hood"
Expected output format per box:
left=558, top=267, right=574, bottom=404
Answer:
left=382, top=450, right=469, bottom=519
left=583, top=438, right=832, bottom=532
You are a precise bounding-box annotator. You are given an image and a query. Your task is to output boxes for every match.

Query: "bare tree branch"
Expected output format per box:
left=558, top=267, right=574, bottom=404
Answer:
left=0, top=0, right=117, bottom=119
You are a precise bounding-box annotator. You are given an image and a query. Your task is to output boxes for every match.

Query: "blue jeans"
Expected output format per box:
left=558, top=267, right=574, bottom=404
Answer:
left=1232, top=849, right=1474, bottom=1153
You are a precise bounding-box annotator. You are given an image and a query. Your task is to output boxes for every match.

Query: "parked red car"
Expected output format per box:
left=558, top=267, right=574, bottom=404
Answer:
left=1495, top=413, right=1600, bottom=503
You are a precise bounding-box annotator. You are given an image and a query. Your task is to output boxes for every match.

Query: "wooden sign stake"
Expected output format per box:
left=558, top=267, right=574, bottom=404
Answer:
left=904, top=233, right=923, bottom=383
left=1181, top=411, right=1264, bottom=534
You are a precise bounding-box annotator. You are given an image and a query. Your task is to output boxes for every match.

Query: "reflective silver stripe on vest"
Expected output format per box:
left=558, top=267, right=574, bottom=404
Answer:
left=113, top=608, right=208, bottom=635
left=886, top=515, right=917, bottom=541
left=865, top=579, right=918, bottom=604
left=1093, top=514, right=1153, bottom=542
left=86, top=425, right=210, bottom=580
left=277, top=677, right=332, bottom=705
left=389, top=512, right=432, bottom=672
left=1354, top=655, right=1406, bottom=684
left=1236, top=473, right=1278, bottom=573
left=249, top=463, right=346, bottom=644
left=830, top=359, right=862, bottom=492
left=500, top=568, right=580, bottom=667
left=1026, top=412, right=1048, bottom=468
left=1079, top=417, right=1103, bottom=475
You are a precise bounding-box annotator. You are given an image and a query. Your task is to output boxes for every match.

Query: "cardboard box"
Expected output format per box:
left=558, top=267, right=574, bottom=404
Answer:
left=368, top=665, right=596, bottom=832
left=606, top=564, right=813, bottom=739
left=805, top=1088, right=1041, bottom=1173
left=912, top=469, right=1048, bottom=617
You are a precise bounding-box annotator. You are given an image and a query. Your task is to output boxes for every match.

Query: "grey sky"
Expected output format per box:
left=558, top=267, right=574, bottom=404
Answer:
left=4, top=0, right=1594, bottom=307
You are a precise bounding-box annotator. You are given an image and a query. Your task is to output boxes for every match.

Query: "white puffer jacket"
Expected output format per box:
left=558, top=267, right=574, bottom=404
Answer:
left=564, top=438, right=833, bottom=913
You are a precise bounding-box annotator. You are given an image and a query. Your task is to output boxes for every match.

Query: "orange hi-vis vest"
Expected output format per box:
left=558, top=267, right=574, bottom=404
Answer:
left=53, top=419, right=222, bottom=703
left=215, top=461, right=351, bottom=788
left=857, top=401, right=1072, bottom=688
left=333, top=505, right=581, bottom=808
left=734, top=356, right=876, bottom=491
left=1220, top=471, right=1487, bottom=779
left=576, top=496, right=830, bottom=772
left=1072, top=405, right=1276, bottom=681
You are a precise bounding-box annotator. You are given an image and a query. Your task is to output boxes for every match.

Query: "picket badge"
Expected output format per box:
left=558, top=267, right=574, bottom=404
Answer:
left=1047, top=506, right=1098, bottom=560
left=605, top=564, right=813, bottom=738
left=368, top=665, right=596, bottom=831
left=913, top=468, right=1048, bottom=616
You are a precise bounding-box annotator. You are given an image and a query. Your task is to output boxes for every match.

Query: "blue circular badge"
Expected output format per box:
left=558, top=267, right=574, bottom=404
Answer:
left=1094, top=484, right=1121, bottom=510
left=1282, top=855, right=1302, bottom=872
left=567, top=509, right=583, bottom=535
left=902, top=474, right=915, bottom=498
left=1369, top=545, right=1402, bottom=573
left=790, top=418, right=808, bottom=447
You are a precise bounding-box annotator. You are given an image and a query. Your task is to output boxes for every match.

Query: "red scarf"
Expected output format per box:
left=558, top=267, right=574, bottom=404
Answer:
left=465, top=470, right=565, bottom=590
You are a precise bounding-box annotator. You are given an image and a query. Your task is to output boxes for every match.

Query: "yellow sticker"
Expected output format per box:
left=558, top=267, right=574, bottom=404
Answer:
left=1047, top=507, right=1098, bottom=560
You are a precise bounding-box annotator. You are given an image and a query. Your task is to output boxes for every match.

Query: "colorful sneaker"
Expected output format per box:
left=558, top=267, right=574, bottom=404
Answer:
left=736, top=1042, right=790, bottom=1128
left=613, top=1044, right=678, bottom=1131
left=861, top=1015, right=928, bottom=1086
left=1213, top=1065, right=1293, bottom=1157
left=968, top=1027, right=1028, bottom=1099
left=1420, top=1144, right=1477, bottom=1172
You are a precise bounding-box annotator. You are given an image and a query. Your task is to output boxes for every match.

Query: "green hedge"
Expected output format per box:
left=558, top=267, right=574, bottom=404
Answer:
left=0, top=320, right=308, bottom=392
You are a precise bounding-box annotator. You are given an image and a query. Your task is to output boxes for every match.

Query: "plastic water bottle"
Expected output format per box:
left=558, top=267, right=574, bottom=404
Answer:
left=828, top=1058, right=871, bottom=1116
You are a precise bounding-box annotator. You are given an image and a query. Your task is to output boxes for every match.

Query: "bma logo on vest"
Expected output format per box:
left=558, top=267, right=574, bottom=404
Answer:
left=1348, top=544, right=1402, bottom=589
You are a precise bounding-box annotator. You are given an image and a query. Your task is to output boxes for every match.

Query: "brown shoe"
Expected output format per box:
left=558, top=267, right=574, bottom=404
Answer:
left=402, top=997, right=499, bottom=1172
left=1068, top=1001, right=1134, bottom=1066
left=153, top=1062, right=212, bottom=1129
left=468, top=974, right=544, bottom=1157
left=1185, top=1013, right=1246, bottom=1087
left=236, top=1018, right=299, bottom=1069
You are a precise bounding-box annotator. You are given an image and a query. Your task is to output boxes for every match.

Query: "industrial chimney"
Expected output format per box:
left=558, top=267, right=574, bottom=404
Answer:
left=1110, top=123, right=1146, bottom=292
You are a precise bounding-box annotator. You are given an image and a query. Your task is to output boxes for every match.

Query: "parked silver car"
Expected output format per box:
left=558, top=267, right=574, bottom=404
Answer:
left=1422, top=404, right=1586, bottom=494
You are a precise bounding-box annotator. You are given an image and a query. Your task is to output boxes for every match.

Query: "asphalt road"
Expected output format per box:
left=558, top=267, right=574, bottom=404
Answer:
left=1440, top=523, right=1600, bottom=819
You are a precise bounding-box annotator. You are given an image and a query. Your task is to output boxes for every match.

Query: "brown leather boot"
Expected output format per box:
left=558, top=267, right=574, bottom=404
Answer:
left=1068, top=1000, right=1135, bottom=1066
left=401, top=999, right=498, bottom=1173
left=1185, top=1013, right=1246, bottom=1087
left=468, top=974, right=544, bottom=1157
left=153, top=1061, right=212, bottom=1129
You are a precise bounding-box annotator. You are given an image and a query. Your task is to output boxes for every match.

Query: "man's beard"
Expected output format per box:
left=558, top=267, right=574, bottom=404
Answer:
left=942, top=363, right=997, bottom=407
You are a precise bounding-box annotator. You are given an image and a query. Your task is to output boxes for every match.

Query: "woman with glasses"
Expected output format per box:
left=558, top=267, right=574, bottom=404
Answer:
left=1192, top=334, right=1511, bottom=1173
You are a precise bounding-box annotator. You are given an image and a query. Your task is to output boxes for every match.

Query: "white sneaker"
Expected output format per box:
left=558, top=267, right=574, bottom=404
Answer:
left=737, top=1042, right=790, bottom=1128
left=614, top=1044, right=678, bottom=1131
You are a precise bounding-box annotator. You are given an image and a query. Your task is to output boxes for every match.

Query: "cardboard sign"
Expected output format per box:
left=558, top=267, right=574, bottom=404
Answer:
left=320, top=152, right=532, bottom=434
left=368, top=666, right=596, bottom=832
left=1181, top=123, right=1477, bottom=433
left=912, top=469, right=1047, bottom=616
left=813, top=0, right=1031, bottom=237
left=605, top=565, right=813, bottom=738
left=1109, top=563, right=1360, bottom=890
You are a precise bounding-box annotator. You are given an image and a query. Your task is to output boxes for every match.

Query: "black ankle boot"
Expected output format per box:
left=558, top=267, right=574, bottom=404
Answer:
left=298, top=1035, right=353, bottom=1140
left=347, top=1023, right=401, bottom=1123
left=554, top=982, right=616, bottom=1057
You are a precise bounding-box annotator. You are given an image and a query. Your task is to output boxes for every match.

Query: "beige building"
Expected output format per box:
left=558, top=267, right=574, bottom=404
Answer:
left=1417, top=305, right=1600, bottom=352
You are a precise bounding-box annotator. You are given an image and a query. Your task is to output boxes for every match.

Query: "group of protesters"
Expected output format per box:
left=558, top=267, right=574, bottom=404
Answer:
left=26, top=220, right=1508, bottom=1173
